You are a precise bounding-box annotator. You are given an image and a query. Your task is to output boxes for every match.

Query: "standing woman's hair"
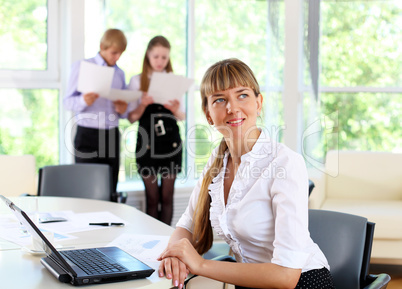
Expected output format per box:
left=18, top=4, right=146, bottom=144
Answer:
left=193, top=58, right=261, bottom=254
left=140, top=35, right=173, bottom=91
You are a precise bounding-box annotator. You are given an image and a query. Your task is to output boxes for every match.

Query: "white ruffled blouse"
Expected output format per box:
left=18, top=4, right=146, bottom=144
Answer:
left=176, top=131, right=329, bottom=272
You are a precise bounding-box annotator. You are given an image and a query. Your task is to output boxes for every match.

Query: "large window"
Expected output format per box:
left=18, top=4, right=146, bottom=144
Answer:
left=85, top=0, right=187, bottom=184
left=188, top=0, right=283, bottom=178
left=86, top=0, right=285, bottom=183
left=2, top=0, right=400, bottom=187
left=0, top=1, right=47, bottom=70
left=303, top=0, right=402, bottom=165
left=0, top=0, right=59, bottom=169
left=0, top=89, right=59, bottom=167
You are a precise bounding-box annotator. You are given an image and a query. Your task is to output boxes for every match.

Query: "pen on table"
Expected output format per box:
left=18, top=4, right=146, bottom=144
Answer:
left=88, top=222, right=125, bottom=226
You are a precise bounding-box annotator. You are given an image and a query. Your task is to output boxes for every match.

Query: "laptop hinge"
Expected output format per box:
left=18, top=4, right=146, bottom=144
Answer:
left=41, top=257, right=72, bottom=283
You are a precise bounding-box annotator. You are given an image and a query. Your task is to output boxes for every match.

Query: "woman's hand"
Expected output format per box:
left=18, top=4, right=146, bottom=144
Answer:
left=164, top=99, right=180, bottom=114
left=113, top=100, right=128, bottom=114
left=141, top=92, right=154, bottom=106
left=157, top=227, right=194, bottom=288
left=158, top=238, right=205, bottom=275
left=83, top=92, right=99, bottom=106
left=158, top=256, right=188, bottom=289
left=127, top=92, right=153, bottom=123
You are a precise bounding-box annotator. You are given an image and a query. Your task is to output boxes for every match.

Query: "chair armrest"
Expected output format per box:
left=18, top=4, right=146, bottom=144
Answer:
left=211, top=255, right=236, bottom=263
left=363, top=273, right=391, bottom=289
left=184, top=255, right=236, bottom=288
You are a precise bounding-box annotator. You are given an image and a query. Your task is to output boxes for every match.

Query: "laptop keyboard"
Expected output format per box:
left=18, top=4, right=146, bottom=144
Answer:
left=60, top=248, right=128, bottom=275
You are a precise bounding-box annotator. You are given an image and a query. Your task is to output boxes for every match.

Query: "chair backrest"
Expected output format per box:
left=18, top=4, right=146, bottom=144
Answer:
left=309, top=209, right=371, bottom=289
left=37, top=164, right=112, bottom=201
left=0, top=155, right=36, bottom=196
left=361, top=221, right=375, bottom=287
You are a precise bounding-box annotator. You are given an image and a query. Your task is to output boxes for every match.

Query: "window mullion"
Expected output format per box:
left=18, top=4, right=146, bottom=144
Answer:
left=186, top=0, right=196, bottom=179
left=283, top=0, right=304, bottom=153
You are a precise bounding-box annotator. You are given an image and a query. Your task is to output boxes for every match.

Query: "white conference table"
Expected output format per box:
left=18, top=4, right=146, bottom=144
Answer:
left=0, top=196, right=176, bottom=289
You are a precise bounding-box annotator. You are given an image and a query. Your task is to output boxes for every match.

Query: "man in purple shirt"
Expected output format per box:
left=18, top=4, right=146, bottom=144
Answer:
left=64, top=29, right=130, bottom=202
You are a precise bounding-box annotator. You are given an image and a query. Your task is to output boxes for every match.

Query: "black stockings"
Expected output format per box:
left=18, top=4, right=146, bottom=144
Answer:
left=141, top=174, right=176, bottom=225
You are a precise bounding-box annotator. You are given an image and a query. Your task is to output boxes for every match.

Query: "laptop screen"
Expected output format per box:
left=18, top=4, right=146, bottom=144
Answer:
left=0, top=195, right=76, bottom=276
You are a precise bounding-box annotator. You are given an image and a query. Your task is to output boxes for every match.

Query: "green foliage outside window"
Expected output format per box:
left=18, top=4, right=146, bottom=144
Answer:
left=0, top=0, right=47, bottom=70
left=304, top=1, right=402, bottom=163
left=320, top=1, right=402, bottom=87
left=0, top=89, right=59, bottom=169
left=322, top=93, right=401, bottom=152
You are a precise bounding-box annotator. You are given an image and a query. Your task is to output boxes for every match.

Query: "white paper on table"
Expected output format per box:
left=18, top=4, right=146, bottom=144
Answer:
left=39, top=211, right=128, bottom=234
left=148, top=72, right=194, bottom=104
left=0, top=227, right=76, bottom=247
left=77, top=61, right=114, bottom=97
left=0, top=213, right=76, bottom=247
left=107, top=234, right=170, bottom=269
left=105, top=88, right=142, bottom=103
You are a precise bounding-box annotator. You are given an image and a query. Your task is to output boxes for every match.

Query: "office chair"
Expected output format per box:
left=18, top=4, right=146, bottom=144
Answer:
left=308, top=209, right=390, bottom=289
left=37, top=164, right=126, bottom=202
left=193, top=210, right=391, bottom=289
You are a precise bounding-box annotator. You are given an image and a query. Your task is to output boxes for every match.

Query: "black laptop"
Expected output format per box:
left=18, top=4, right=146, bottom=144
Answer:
left=0, top=195, right=154, bottom=286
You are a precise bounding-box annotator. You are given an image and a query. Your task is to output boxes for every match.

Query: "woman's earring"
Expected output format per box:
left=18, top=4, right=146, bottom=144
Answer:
left=257, top=111, right=260, bottom=116
left=208, top=119, right=214, bottom=125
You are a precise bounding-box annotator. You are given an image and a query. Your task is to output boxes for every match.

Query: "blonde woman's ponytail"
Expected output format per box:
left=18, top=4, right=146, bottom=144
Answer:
left=192, top=139, right=228, bottom=254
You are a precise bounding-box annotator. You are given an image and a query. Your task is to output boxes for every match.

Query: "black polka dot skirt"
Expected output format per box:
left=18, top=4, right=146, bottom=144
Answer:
left=235, top=267, right=335, bottom=289
left=295, top=268, right=335, bottom=289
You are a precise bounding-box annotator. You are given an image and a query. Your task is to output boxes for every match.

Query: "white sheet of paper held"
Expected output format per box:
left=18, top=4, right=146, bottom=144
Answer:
left=107, top=89, right=142, bottom=103
left=77, top=61, right=114, bottom=97
left=148, top=72, right=194, bottom=104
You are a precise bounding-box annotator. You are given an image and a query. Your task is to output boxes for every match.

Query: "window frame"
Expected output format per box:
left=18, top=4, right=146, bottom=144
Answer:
left=0, top=0, right=64, bottom=167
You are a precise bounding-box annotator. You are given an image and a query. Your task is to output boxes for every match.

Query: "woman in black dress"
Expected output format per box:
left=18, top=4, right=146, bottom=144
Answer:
left=128, top=36, right=184, bottom=225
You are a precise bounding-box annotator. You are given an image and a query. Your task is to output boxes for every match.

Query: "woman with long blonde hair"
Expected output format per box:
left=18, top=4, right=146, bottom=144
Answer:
left=158, top=59, right=334, bottom=289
